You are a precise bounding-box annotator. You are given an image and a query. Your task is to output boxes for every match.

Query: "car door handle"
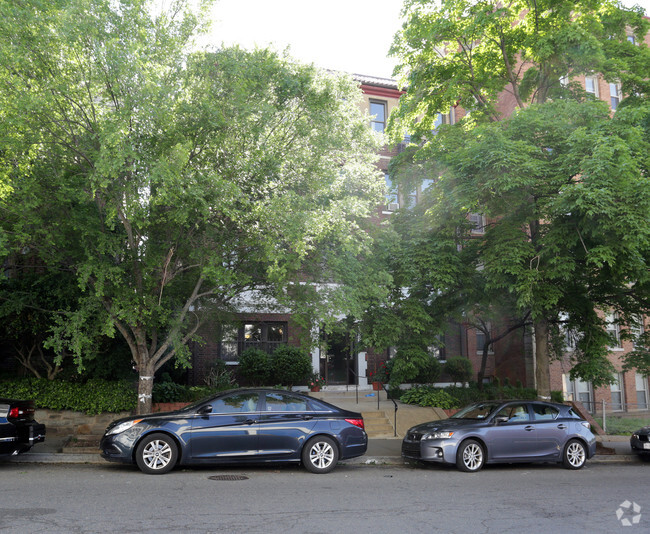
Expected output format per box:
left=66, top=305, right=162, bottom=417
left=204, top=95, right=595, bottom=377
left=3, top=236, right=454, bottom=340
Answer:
left=524, top=426, right=535, bottom=431
left=302, top=415, right=313, bottom=421
left=244, top=419, right=258, bottom=425
left=557, top=424, right=567, bottom=429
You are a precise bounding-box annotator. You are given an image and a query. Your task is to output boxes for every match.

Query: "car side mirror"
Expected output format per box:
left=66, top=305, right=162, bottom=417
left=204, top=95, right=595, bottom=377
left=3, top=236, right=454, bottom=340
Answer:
left=197, top=405, right=212, bottom=415
left=495, top=416, right=508, bottom=424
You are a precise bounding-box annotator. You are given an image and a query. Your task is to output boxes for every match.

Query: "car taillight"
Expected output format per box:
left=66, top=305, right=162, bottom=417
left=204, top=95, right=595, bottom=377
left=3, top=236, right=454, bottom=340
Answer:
left=345, top=418, right=365, bottom=430
left=8, top=407, right=33, bottom=419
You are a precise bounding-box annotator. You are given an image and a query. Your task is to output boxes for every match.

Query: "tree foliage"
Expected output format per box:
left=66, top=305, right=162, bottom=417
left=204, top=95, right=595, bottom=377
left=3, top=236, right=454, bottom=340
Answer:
left=0, top=0, right=384, bottom=413
left=387, top=0, right=650, bottom=396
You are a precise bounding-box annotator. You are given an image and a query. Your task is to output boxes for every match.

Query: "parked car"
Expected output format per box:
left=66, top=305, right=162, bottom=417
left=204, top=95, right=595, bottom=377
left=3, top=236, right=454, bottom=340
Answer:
left=0, top=399, right=46, bottom=457
left=100, top=388, right=367, bottom=474
left=402, top=400, right=596, bottom=472
left=630, top=426, right=650, bottom=460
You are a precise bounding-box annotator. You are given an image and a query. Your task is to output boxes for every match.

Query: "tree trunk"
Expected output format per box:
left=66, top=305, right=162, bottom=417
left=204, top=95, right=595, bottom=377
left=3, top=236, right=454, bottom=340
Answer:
left=477, top=346, right=490, bottom=390
left=534, top=318, right=551, bottom=400
left=136, top=360, right=155, bottom=415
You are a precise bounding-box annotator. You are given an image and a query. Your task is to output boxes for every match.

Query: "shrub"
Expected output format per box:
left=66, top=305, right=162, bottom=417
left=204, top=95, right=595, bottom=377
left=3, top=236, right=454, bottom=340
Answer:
left=238, top=348, right=271, bottom=386
left=152, top=380, right=187, bottom=403
left=270, top=345, right=312, bottom=388
left=400, top=386, right=460, bottom=409
left=414, top=355, right=442, bottom=384
left=445, top=356, right=473, bottom=385
left=204, top=359, right=238, bottom=390
left=389, top=345, right=430, bottom=387
left=0, top=378, right=136, bottom=414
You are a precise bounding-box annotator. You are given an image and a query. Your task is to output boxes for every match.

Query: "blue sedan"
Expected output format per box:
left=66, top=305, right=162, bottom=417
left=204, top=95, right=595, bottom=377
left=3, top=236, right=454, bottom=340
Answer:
left=402, top=400, right=596, bottom=472
left=100, top=388, right=367, bottom=474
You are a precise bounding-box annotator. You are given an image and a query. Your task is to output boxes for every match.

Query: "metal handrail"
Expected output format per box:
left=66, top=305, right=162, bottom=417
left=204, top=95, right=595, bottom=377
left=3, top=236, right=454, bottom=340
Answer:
left=380, top=383, right=398, bottom=437
left=343, top=368, right=399, bottom=437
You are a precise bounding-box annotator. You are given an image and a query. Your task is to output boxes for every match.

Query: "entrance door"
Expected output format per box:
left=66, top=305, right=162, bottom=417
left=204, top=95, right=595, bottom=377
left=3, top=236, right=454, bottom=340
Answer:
left=321, top=329, right=356, bottom=385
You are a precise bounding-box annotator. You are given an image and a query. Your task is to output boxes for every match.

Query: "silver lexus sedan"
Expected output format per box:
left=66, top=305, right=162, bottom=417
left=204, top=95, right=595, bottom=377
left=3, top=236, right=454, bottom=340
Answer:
left=402, top=400, right=596, bottom=472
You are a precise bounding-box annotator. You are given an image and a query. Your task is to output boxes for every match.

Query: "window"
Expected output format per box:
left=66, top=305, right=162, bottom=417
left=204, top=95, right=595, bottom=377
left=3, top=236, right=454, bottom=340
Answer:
left=469, top=213, right=486, bottom=234
left=219, top=321, right=288, bottom=361
left=635, top=373, right=648, bottom=410
left=432, top=109, right=455, bottom=133
left=385, top=173, right=399, bottom=211
left=212, top=392, right=259, bottom=414
left=629, top=316, right=644, bottom=348
left=605, top=313, right=622, bottom=349
left=609, top=83, right=621, bottom=110
left=422, top=178, right=435, bottom=191
left=405, top=187, right=417, bottom=209
left=564, top=376, right=594, bottom=412
left=370, top=100, right=387, bottom=133
left=532, top=404, right=560, bottom=421
left=220, top=325, right=239, bottom=362
left=265, top=392, right=308, bottom=412
left=627, top=34, right=636, bottom=44
left=495, top=404, right=530, bottom=423
left=429, top=335, right=446, bottom=363
left=559, top=312, right=580, bottom=351
left=585, top=76, right=599, bottom=97
left=475, top=324, right=493, bottom=354
left=610, top=373, right=624, bottom=411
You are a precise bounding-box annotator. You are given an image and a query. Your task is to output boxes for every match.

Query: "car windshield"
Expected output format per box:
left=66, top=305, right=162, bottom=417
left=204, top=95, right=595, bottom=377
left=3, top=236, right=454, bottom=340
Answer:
left=451, top=402, right=501, bottom=420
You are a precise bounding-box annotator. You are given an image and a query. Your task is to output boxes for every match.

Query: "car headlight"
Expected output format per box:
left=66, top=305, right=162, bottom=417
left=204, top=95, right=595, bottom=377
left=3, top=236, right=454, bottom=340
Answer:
left=632, top=433, right=639, bottom=440
left=581, top=421, right=590, bottom=430
left=423, top=431, right=455, bottom=440
left=106, top=419, right=142, bottom=436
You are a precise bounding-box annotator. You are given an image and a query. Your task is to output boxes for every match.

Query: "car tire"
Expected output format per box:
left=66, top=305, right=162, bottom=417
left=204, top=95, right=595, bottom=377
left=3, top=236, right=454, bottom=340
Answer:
left=563, top=439, right=587, bottom=469
left=302, top=436, right=339, bottom=474
left=456, top=439, right=485, bottom=472
left=135, top=433, right=178, bottom=475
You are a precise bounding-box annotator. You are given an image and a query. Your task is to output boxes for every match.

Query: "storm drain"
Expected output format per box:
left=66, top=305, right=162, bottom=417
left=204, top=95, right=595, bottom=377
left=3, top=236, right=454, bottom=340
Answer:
left=208, top=474, right=249, bottom=481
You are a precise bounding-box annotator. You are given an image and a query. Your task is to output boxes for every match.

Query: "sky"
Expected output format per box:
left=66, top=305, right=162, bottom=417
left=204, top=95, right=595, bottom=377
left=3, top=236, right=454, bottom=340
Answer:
left=204, top=0, right=649, bottom=80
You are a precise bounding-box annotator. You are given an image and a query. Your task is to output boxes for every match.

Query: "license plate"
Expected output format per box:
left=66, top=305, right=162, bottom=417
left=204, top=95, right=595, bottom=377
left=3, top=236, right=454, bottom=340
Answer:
left=644, top=443, right=650, bottom=450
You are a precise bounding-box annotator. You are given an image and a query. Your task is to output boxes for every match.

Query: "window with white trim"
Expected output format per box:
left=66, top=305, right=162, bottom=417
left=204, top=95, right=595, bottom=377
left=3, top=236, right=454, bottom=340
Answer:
left=609, top=83, right=621, bottom=110
left=385, top=173, right=399, bottom=211
left=564, top=375, right=594, bottom=412
left=585, top=76, right=599, bottom=97
left=635, top=373, right=648, bottom=410
left=610, top=373, right=624, bottom=411
left=469, top=213, right=486, bottom=234
left=605, top=313, right=622, bottom=349
left=370, top=100, right=387, bottom=133
left=476, top=324, right=493, bottom=354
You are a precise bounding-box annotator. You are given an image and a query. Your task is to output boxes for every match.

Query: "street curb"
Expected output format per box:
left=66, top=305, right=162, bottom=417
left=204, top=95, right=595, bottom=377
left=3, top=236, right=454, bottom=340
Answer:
left=8, top=452, right=642, bottom=466
left=7, top=453, right=105, bottom=465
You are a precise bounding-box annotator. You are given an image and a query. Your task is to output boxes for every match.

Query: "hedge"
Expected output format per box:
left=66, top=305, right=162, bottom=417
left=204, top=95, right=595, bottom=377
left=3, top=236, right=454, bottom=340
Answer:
left=0, top=378, right=137, bottom=415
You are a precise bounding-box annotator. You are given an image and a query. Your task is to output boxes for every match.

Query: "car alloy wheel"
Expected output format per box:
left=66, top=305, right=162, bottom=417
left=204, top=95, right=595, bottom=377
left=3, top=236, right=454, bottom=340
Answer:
left=457, top=439, right=485, bottom=472
left=135, top=433, right=178, bottom=475
left=563, top=439, right=587, bottom=469
left=302, top=436, right=339, bottom=474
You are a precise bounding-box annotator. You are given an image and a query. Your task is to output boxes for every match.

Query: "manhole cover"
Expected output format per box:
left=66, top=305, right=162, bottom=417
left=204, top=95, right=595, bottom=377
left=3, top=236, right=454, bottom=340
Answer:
left=208, top=475, right=249, bottom=481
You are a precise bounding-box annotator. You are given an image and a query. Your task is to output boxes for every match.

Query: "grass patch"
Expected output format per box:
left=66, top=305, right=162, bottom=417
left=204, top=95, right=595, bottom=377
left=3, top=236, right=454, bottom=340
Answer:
left=594, top=416, right=650, bottom=435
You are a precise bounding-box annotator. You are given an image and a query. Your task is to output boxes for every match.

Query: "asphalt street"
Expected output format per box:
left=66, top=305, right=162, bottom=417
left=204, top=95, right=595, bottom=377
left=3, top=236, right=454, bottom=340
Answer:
left=2, top=461, right=648, bottom=533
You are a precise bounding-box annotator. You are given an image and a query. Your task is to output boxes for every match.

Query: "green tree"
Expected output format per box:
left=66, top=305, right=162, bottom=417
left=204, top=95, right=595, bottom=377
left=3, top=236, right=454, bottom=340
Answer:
left=388, top=0, right=650, bottom=397
left=0, top=0, right=383, bottom=413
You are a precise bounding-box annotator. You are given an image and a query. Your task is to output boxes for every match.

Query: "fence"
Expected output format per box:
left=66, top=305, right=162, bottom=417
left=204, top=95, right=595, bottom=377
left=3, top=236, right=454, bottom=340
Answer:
left=584, top=401, right=650, bottom=434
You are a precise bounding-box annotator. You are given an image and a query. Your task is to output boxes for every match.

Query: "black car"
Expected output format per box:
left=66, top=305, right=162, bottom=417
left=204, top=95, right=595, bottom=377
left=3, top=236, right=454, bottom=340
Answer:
left=403, top=400, right=596, bottom=472
left=100, top=388, right=367, bottom=474
left=0, top=399, right=46, bottom=457
left=630, top=426, right=650, bottom=459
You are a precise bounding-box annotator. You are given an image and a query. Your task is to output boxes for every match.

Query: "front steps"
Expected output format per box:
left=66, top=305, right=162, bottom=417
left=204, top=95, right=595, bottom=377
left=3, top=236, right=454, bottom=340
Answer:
left=362, top=411, right=396, bottom=438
